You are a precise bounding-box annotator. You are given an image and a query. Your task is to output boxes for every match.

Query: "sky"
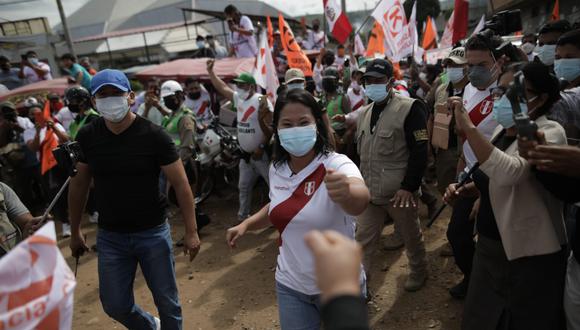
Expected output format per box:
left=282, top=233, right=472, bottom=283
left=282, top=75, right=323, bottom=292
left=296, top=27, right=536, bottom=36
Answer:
left=0, top=0, right=382, bottom=29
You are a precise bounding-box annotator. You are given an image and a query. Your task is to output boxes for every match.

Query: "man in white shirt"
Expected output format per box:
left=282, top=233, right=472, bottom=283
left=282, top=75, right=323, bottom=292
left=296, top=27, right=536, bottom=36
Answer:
left=137, top=81, right=172, bottom=126
left=303, top=19, right=326, bottom=50
left=207, top=59, right=273, bottom=222
left=224, top=5, right=258, bottom=58
left=445, top=34, right=501, bottom=299
left=183, top=78, right=214, bottom=127
left=18, top=51, right=52, bottom=84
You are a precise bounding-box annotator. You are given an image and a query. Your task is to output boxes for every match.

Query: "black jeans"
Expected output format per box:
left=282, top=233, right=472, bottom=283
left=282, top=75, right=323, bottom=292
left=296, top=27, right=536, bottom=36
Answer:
left=447, top=196, right=477, bottom=277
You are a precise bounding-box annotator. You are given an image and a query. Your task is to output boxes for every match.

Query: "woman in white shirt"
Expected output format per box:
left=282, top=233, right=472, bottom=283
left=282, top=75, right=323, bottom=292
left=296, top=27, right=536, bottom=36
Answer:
left=226, top=89, right=370, bottom=330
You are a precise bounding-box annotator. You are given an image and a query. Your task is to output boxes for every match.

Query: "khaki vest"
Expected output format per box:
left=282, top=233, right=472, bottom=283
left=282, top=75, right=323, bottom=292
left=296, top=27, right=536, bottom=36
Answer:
left=357, top=93, right=415, bottom=204
left=0, top=189, right=22, bottom=257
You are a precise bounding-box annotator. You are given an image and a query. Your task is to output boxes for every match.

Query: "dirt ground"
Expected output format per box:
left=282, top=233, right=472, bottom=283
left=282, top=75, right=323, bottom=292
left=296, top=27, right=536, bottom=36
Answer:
left=63, top=184, right=464, bottom=330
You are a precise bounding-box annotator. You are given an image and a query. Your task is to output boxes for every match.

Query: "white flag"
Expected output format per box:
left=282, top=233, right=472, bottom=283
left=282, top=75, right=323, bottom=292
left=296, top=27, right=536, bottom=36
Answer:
left=472, top=15, right=486, bottom=36
left=440, top=10, right=455, bottom=48
left=253, top=29, right=280, bottom=104
left=371, top=0, right=414, bottom=61
left=408, top=1, right=424, bottom=63
left=0, top=222, right=76, bottom=330
left=354, top=34, right=365, bottom=56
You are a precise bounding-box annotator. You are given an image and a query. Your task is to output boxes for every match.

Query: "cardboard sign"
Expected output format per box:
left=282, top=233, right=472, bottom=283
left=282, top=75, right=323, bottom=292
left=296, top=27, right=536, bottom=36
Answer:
left=432, top=103, right=453, bottom=150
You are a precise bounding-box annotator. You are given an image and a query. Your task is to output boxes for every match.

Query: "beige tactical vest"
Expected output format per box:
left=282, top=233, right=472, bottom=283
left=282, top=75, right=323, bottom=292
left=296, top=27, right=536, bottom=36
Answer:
left=357, top=93, right=415, bottom=204
left=0, top=189, right=21, bottom=257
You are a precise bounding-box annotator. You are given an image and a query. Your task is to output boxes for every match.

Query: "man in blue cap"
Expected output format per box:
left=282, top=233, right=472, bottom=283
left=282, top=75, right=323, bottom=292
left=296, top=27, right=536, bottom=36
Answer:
left=68, top=69, right=200, bottom=329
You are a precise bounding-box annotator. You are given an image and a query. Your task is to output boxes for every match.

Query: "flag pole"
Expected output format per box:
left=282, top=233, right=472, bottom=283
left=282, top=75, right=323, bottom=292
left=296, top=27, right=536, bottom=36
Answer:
left=354, top=0, right=384, bottom=36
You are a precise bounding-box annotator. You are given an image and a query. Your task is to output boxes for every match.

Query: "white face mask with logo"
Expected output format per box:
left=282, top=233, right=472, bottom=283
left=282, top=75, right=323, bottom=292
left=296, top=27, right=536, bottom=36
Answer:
left=95, top=96, right=130, bottom=123
left=236, top=86, right=251, bottom=100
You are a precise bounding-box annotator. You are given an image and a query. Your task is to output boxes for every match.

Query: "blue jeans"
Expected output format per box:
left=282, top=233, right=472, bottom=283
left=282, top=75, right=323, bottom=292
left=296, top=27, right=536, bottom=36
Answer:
left=276, top=282, right=322, bottom=330
left=97, top=222, right=182, bottom=330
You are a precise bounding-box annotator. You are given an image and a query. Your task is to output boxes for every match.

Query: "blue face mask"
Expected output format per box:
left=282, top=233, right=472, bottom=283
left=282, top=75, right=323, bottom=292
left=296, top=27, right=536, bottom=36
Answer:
left=365, top=84, right=389, bottom=102
left=287, top=82, right=304, bottom=91
left=537, top=44, right=556, bottom=65
left=278, top=124, right=317, bottom=157
left=492, top=95, right=528, bottom=129
left=554, top=58, right=580, bottom=83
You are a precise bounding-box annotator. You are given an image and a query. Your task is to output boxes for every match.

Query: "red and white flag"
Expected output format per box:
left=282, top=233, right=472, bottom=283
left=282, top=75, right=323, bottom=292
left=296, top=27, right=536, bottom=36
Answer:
left=371, top=0, right=414, bottom=61
left=0, top=222, right=76, bottom=330
left=440, top=10, right=455, bottom=48
left=323, top=0, right=353, bottom=44
left=253, top=29, right=280, bottom=104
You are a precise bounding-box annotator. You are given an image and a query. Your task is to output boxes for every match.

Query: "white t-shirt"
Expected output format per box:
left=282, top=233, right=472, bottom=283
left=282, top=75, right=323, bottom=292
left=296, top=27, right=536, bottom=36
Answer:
left=304, top=30, right=326, bottom=50
left=22, top=62, right=53, bottom=83
left=23, top=123, right=66, bottom=160
left=233, top=92, right=273, bottom=153
left=137, top=103, right=167, bottom=127
left=347, top=86, right=366, bottom=111
left=269, top=152, right=365, bottom=295
left=16, top=116, right=34, bottom=131
left=333, top=56, right=346, bottom=68
left=54, top=107, right=76, bottom=131
left=184, top=91, right=214, bottom=126
left=228, top=16, right=258, bottom=58
left=462, top=82, right=499, bottom=171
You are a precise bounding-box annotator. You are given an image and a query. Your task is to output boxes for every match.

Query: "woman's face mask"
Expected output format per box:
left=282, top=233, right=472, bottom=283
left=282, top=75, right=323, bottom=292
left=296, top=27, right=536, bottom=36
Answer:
left=492, top=94, right=528, bottom=128
left=278, top=124, right=317, bottom=157
left=95, top=96, right=129, bottom=123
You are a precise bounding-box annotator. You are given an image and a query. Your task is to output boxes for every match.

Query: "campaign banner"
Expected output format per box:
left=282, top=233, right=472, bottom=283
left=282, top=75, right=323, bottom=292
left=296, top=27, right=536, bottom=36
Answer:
left=0, top=222, right=76, bottom=330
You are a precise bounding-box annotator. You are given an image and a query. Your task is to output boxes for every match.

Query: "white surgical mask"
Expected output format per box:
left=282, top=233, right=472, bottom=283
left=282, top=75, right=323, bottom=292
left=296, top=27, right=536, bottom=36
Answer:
left=537, top=44, right=557, bottom=65
left=196, top=41, right=205, bottom=48
left=236, top=87, right=250, bottom=100
left=95, top=96, right=130, bottom=123
left=520, top=42, right=535, bottom=55
left=446, top=67, right=465, bottom=84
left=419, top=72, right=428, bottom=81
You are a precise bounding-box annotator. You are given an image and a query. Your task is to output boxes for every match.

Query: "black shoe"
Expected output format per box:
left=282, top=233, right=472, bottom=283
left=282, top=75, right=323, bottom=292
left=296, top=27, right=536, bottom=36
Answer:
left=449, top=278, right=469, bottom=299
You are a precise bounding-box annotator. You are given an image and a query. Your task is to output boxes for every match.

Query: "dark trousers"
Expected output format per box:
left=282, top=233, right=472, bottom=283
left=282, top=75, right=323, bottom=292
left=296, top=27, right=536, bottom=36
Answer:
left=447, top=196, right=477, bottom=277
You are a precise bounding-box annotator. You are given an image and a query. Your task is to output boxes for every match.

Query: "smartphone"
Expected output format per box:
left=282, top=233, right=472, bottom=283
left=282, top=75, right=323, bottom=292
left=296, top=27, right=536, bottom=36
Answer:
left=514, top=113, right=538, bottom=141
left=34, top=112, right=46, bottom=127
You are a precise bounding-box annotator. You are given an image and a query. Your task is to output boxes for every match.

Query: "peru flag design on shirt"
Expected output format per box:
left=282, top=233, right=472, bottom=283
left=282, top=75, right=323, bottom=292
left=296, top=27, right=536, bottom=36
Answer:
left=461, top=82, right=499, bottom=170
left=234, top=92, right=273, bottom=153
left=268, top=152, right=364, bottom=295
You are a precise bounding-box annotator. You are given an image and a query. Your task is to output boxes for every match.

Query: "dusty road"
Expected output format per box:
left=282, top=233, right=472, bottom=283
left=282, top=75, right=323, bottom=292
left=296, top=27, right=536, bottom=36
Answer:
left=64, top=185, right=464, bottom=329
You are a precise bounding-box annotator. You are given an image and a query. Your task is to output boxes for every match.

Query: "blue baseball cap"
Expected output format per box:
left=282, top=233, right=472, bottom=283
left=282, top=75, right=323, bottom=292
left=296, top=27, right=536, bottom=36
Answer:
left=90, top=69, right=131, bottom=95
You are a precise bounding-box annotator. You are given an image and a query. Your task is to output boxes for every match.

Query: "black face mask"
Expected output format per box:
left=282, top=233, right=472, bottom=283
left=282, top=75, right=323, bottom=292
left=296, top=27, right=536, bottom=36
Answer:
left=313, top=24, right=320, bottom=31
left=188, top=92, right=201, bottom=100
left=68, top=103, right=81, bottom=113
left=322, top=79, right=337, bottom=93
left=163, top=97, right=180, bottom=111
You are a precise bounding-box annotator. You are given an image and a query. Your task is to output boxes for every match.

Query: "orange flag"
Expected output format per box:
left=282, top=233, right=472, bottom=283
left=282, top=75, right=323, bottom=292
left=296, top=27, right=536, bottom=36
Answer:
left=278, top=13, right=313, bottom=76
left=267, top=16, right=274, bottom=48
left=422, top=16, right=438, bottom=50
left=366, top=21, right=385, bottom=57
left=40, top=101, right=58, bottom=175
left=551, top=0, right=559, bottom=21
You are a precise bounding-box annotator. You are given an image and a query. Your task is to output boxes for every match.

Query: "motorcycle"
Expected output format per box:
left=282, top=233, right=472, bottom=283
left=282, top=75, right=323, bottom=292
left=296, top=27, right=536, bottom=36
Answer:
left=194, top=119, right=242, bottom=204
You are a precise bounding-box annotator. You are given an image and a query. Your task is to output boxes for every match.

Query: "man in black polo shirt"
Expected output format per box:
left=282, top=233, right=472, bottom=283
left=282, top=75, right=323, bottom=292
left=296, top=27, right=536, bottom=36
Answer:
left=68, top=69, right=200, bottom=330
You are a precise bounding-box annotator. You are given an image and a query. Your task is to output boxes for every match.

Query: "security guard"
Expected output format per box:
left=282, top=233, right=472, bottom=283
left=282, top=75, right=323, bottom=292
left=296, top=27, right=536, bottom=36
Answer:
left=355, top=59, right=429, bottom=292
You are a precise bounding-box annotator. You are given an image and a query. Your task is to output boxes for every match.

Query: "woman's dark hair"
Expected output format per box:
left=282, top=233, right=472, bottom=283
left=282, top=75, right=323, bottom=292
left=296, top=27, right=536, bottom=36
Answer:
left=272, top=89, right=333, bottom=167
left=522, top=62, right=560, bottom=117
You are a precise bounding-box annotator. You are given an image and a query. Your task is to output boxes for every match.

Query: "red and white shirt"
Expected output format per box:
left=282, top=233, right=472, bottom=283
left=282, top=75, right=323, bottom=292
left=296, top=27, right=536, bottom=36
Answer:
left=233, top=92, right=273, bottom=153
left=462, top=82, right=499, bottom=170
left=268, top=152, right=365, bottom=295
left=184, top=91, right=214, bottom=126
left=347, top=85, right=366, bottom=111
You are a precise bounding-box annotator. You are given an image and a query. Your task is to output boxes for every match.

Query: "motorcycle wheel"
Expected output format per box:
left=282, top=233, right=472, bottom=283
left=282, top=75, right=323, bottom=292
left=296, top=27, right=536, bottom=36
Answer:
left=195, top=167, right=214, bottom=205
